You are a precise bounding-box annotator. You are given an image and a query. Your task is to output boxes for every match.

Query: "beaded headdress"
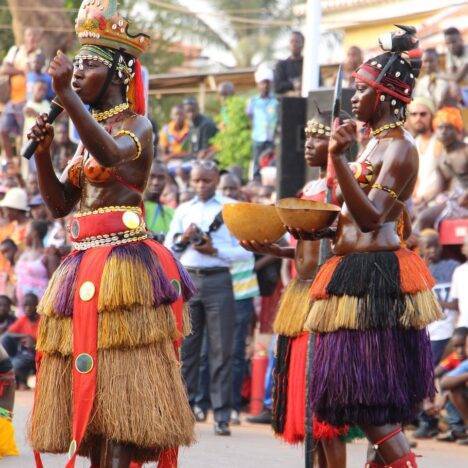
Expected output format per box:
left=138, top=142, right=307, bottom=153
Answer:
left=352, top=25, right=421, bottom=118
left=75, top=0, right=150, bottom=57
left=74, top=0, right=150, bottom=114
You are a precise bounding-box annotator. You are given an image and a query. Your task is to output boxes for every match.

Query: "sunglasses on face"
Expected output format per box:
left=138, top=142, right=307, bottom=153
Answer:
left=192, top=160, right=218, bottom=170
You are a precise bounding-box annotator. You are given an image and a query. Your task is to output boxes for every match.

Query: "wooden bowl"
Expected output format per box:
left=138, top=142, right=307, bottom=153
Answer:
left=222, top=202, right=286, bottom=242
left=275, top=198, right=340, bottom=232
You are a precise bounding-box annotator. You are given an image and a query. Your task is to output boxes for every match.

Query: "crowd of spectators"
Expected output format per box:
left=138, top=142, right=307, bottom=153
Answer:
left=0, top=23, right=466, bottom=441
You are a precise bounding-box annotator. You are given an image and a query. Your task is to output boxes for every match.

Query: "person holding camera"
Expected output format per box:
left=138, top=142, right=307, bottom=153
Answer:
left=165, top=160, right=252, bottom=436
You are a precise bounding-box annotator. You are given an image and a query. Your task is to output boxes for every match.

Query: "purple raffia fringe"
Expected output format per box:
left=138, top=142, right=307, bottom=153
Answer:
left=310, top=327, right=435, bottom=427
left=110, top=243, right=178, bottom=306
left=53, top=250, right=85, bottom=316
left=174, top=257, right=197, bottom=301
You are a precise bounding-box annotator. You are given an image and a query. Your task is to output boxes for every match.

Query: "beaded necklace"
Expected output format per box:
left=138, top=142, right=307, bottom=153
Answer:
left=92, top=102, right=129, bottom=122
left=371, top=120, right=404, bottom=136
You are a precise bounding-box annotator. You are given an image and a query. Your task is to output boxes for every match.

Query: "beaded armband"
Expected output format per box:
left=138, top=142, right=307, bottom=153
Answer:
left=115, top=130, right=142, bottom=161
left=371, top=183, right=398, bottom=200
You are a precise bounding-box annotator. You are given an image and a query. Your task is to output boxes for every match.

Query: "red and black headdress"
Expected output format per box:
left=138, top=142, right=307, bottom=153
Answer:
left=352, top=25, right=421, bottom=118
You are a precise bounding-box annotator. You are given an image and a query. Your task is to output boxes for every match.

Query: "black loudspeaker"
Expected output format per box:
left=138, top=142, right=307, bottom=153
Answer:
left=277, top=97, right=307, bottom=199
left=276, top=89, right=356, bottom=199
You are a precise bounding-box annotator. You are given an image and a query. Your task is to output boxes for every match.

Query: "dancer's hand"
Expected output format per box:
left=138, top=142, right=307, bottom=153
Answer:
left=285, top=226, right=334, bottom=241
left=27, top=113, right=54, bottom=156
left=48, top=50, right=73, bottom=95
left=329, top=119, right=357, bottom=157
left=240, top=240, right=284, bottom=257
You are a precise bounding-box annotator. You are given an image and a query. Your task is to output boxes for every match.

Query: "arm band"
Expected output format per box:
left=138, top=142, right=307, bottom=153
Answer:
left=371, top=183, right=398, bottom=200
left=115, top=130, right=142, bottom=161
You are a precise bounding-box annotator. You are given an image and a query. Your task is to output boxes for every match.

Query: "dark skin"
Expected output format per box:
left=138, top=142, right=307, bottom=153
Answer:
left=145, top=163, right=168, bottom=204
left=0, top=344, right=15, bottom=413
left=28, top=51, right=153, bottom=218
left=241, top=133, right=347, bottom=467
left=415, top=124, right=468, bottom=228
left=7, top=294, right=39, bottom=349
left=0, top=296, right=12, bottom=334
left=444, top=32, right=468, bottom=83
left=27, top=49, right=153, bottom=467
left=327, top=69, right=417, bottom=257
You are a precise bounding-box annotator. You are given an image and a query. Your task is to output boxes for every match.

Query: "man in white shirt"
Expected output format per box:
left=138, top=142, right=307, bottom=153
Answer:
left=165, top=160, right=250, bottom=436
left=449, top=235, right=468, bottom=328
left=407, top=97, right=443, bottom=209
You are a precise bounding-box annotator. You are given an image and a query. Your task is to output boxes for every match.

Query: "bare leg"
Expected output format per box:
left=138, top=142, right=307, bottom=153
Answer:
left=322, top=437, right=346, bottom=468
left=316, top=442, right=327, bottom=468
left=99, top=439, right=133, bottom=468
left=448, top=388, right=468, bottom=422
left=361, top=424, right=411, bottom=465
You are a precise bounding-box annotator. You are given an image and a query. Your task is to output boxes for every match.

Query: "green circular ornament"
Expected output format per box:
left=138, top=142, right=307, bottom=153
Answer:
left=171, top=279, right=182, bottom=297
left=75, top=353, right=94, bottom=374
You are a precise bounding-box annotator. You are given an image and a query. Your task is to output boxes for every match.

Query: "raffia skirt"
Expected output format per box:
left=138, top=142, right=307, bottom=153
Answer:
left=305, top=248, right=442, bottom=427
left=28, top=240, right=196, bottom=462
left=272, top=279, right=363, bottom=444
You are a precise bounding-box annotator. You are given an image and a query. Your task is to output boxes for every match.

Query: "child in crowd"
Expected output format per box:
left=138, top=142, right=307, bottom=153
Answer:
left=426, top=328, right=468, bottom=443
left=449, top=234, right=468, bottom=328
left=26, top=52, right=53, bottom=101
left=1, top=293, right=39, bottom=390
left=440, top=329, right=468, bottom=445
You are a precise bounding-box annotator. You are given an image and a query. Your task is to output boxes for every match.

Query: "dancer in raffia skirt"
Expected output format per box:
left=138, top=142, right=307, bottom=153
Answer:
left=242, top=107, right=363, bottom=467
left=26, top=1, right=195, bottom=466
left=303, top=27, right=442, bottom=467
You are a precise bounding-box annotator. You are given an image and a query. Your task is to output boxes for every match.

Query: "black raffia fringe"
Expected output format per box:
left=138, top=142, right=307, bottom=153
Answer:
left=326, top=251, right=406, bottom=329
left=272, top=335, right=292, bottom=435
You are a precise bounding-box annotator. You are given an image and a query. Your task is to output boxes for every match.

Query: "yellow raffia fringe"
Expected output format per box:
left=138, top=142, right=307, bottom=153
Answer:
left=37, top=305, right=179, bottom=356
left=305, top=295, right=359, bottom=333
left=273, top=279, right=313, bottom=336
left=305, top=290, right=442, bottom=333
left=30, top=342, right=195, bottom=455
left=0, top=417, right=19, bottom=457
left=36, top=315, right=72, bottom=355
left=99, top=305, right=178, bottom=349
left=401, top=291, right=443, bottom=328
left=98, top=257, right=155, bottom=313
left=29, top=354, right=72, bottom=453
left=182, top=304, right=192, bottom=337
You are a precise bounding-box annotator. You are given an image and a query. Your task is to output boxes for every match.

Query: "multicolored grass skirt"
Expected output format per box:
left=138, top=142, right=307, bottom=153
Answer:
left=29, top=239, right=197, bottom=462
left=272, top=279, right=361, bottom=444
left=305, top=249, right=441, bottom=427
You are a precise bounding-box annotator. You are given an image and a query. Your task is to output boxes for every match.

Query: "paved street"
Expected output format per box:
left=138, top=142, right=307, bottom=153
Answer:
left=4, top=391, right=467, bottom=467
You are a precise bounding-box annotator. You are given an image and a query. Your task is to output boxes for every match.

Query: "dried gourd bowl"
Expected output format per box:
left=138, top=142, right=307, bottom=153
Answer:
left=222, top=202, right=286, bottom=243
left=275, top=198, right=341, bottom=232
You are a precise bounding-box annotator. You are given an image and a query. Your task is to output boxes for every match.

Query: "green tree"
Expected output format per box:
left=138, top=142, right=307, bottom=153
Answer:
left=173, top=0, right=302, bottom=67
left=211, top=96, right=252, bottom=175
left=0, top=0, right=14, bottom=59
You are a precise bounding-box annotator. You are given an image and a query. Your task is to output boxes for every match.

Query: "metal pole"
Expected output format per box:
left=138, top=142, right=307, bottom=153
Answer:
left=301, top=0, right=322, bottom=97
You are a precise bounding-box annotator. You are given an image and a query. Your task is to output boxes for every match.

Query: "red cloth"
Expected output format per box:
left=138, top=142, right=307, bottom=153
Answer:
left=440, top=352, right=461, bottom=372
left=8, top=316, right=39, bottom=339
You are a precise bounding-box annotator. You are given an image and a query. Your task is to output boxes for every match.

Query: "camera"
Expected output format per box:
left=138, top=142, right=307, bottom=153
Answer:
left=172, top=212, right=224, bottom=253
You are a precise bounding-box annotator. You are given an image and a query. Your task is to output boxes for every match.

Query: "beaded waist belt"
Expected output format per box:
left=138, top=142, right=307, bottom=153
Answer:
left=68, top=206, right=148, bottom=250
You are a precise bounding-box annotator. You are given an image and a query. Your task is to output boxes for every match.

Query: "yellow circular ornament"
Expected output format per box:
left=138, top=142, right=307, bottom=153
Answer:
left=79, top=281, right=96, bottom=301
left=122, top=211, right=140, bottom=230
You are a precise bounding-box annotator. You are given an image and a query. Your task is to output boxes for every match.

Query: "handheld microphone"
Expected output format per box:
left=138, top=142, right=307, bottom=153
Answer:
left=22, top=98, right=64, bottom=160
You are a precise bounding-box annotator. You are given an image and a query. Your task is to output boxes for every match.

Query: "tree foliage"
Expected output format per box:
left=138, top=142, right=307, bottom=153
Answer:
left=211, top=96, right=252, bottom=175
